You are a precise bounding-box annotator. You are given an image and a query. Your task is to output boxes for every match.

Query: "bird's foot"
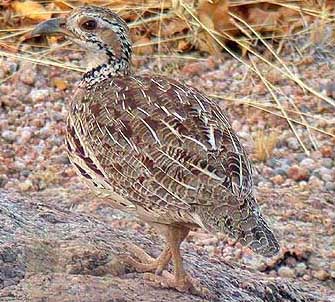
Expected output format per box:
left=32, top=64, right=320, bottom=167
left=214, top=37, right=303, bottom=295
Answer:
left=120, top=242, right=171, bottom=274
left=144, top=271, right=212, bottom=298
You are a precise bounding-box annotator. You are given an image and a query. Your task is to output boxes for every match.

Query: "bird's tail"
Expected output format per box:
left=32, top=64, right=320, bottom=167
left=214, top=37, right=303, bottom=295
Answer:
left=194, top=194, right=280, bottom=257
left=237, top=212, right=280, bottom=257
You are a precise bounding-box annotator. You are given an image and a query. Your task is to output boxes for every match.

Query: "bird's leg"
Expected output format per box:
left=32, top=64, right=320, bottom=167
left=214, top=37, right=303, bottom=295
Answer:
left=144, top=225, right=210, bottom=297
left=120, top=242, right=171, bottom=274
left=166, top=225, right=190, bottom=289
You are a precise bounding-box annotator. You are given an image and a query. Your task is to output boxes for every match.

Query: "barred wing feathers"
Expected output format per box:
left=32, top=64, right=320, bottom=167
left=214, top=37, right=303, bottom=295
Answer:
left=66, top=75, right=279, bottom=256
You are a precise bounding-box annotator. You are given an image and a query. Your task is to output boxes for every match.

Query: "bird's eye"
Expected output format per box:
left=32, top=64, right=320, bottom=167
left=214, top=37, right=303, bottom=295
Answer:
left=81, top=19, right=97, bottom=31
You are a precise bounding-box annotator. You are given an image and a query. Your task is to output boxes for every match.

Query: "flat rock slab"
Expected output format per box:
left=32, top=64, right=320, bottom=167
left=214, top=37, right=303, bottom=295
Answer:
left=0, top=190, right=333, bottom=302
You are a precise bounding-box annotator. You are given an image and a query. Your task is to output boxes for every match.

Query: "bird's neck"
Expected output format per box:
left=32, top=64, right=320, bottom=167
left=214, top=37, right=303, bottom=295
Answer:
left=81, top=42, right=132, bottom=88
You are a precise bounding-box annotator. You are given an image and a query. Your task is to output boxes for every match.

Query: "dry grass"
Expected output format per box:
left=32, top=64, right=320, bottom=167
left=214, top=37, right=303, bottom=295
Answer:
left=253, top=130, right=279, bottom=162
left=0, top=0, right=334, bottom=153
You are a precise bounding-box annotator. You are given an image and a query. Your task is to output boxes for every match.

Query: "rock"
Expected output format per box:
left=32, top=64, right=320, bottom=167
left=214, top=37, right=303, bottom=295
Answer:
left=181, top=57, right=218, bottom=76
left=52, top=78, right=68, bottom=90
left=266, top=158, right=277, bottom=169
left=231, top=120, right=242, bottom=132
left=274, top=167, right=288, bottom=176
left=19, top=68, right=36, bottom=85
left=18, top=179, right=33, bottom=192
left=300, top=158, right=316, bottom=171
left=285, top=256, right=297, bottom=267
left=281, top=85, right=293, bottom=95
left=271, top=175, right=285, bottom=185
left=0, top=190, right=328, bottom=302
left=299, top=181, right=308, bottom=188
left=54, top=154, right=70, bottom=165
left=311, top=150, right=323, bottom=160
left=238, top=131, right=251, bottom=141
left=287, top=165, right=310, bottom=181
left=1, top=130, right=16, bottom=143
left=287, top=138, right=300, bottom=150
left=17, top=128, right=33, bottom=144
left=0, top=174, right=8, bottom=187
left=13, top=160, right=26, bottom=171
left=320, top=145, right=334, bottom=158
left=325, top=182, right=335, bottom=191
left=302, top=274, right=312, bottom=281
left=309, top=176, right=324, bottom=190
left=52, top=111, right=65, bottom=122
left=243, top=255, right=263, bottom=269
left=28, top=89, right=49, bottom=103
left=319, top=167, right=333, bottom=182
left=257, top=181, right=272, bottom=188
left=278, top=266, right=296, bottom=278
left=295, top=263, right=307, bottom=276
left=330, top=263, right=335, bottom=279
left=267, top=69, right=282, bottom=84
left=295, top=153, right=305, bottom=162
left=262, top=167, right=274, bottom=178
left=321, top=158, right=333, bottom=169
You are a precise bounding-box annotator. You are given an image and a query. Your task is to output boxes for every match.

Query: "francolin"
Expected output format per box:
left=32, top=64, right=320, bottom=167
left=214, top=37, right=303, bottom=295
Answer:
left=31, top=6, right=280, bottom=296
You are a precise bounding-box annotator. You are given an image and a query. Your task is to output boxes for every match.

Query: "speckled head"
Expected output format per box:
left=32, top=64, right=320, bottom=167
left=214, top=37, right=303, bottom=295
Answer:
left=31, top=6, right=132, bottom=79
left=66, top=6, right=131, bottom=59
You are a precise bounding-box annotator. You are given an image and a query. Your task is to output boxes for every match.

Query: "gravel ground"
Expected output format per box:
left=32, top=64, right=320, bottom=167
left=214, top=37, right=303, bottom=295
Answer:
left=0, top=46, right=334, bottom=295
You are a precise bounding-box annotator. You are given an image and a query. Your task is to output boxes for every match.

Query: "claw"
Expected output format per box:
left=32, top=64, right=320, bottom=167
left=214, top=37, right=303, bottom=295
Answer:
left=144, top=271, right=212, bottom=298
left=120, top=242, right=171, bottom=273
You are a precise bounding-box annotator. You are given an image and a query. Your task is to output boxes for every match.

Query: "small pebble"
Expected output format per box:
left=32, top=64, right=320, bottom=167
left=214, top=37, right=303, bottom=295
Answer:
left=274, top=167, right=288, bottom=176
left=17, top=128, right=33, bottom=144
left=318, top=167, right=333, bottom=182
left=18, top=179, right=33, bottom=192
left=19, top=70, right=36, bottom=85
left=287, top=138, right=300, bottom=150
left=29, top=89, right=49, bottom=103
left=311, top=150, right=323, bottom=160
left=300, top=158, right=316, bottom=171
left=302, top=274, right=312, bottom=281
left=231, top=120, right=242, bottom=132
left=1, top=130, right=16, bottom=143
left=278, top=266, right=295, bottom=278
left=285, top=256, right=297, bottom=267
left=262, top=167, right=274, bottom=178
left=309, top=176, right=324, bottom=190
left=14, top=161, right=26, bottom=171
left=280, top=158, right=293, bottom=166
left=271, top=175, right=284, bottom=185
left=295, top=262, right=307, bottom=276
left=295, top=153, right=305, bottom=162
left=266, top=158, right=277, bottom=168
left=330, top=263, right=335, bottom=278
left=325, top=182, right=335, bottom=191
left=0, top=174, right=8, bottom=187
left=320, top=145, right=333, bottom=158
left=313, top=269, right=330, bottom=281
left=321, top=158, right=333, bottom=169
left=287, top=165, right=310, bottom=181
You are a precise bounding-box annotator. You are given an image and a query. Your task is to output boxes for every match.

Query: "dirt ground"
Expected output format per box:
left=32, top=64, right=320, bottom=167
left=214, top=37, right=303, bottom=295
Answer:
left=0, top=40, right=334, bottom=300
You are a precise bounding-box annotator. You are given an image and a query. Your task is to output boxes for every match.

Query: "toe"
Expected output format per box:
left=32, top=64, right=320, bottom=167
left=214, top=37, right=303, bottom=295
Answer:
left=122, top=242, right=154, bottom=264
left=119, top=255, right=157, bottom=273
left=144, top=271, right=174, bottom=288
left=144, top=271, right=213, bottom=299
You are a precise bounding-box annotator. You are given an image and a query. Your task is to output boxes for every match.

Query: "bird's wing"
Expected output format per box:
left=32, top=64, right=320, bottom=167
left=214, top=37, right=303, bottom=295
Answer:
left=69, top=75, right=255, bottom=219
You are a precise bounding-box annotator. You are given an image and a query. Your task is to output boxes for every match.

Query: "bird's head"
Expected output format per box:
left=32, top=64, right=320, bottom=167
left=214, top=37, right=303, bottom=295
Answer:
left=31, top=6, right=132, bottom=77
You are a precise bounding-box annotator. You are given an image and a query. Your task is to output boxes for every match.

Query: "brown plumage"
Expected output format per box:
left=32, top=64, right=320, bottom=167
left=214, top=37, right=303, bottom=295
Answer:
left=31, top=6, right=279, bottom=296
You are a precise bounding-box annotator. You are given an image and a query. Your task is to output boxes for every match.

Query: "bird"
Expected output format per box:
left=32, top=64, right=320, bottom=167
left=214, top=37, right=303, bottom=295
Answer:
left=31, top=5, right=280, bottom=296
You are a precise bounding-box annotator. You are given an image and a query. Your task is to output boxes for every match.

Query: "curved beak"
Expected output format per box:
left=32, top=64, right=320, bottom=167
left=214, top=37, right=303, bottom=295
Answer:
left=30, top=17, right=71, bottom=37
